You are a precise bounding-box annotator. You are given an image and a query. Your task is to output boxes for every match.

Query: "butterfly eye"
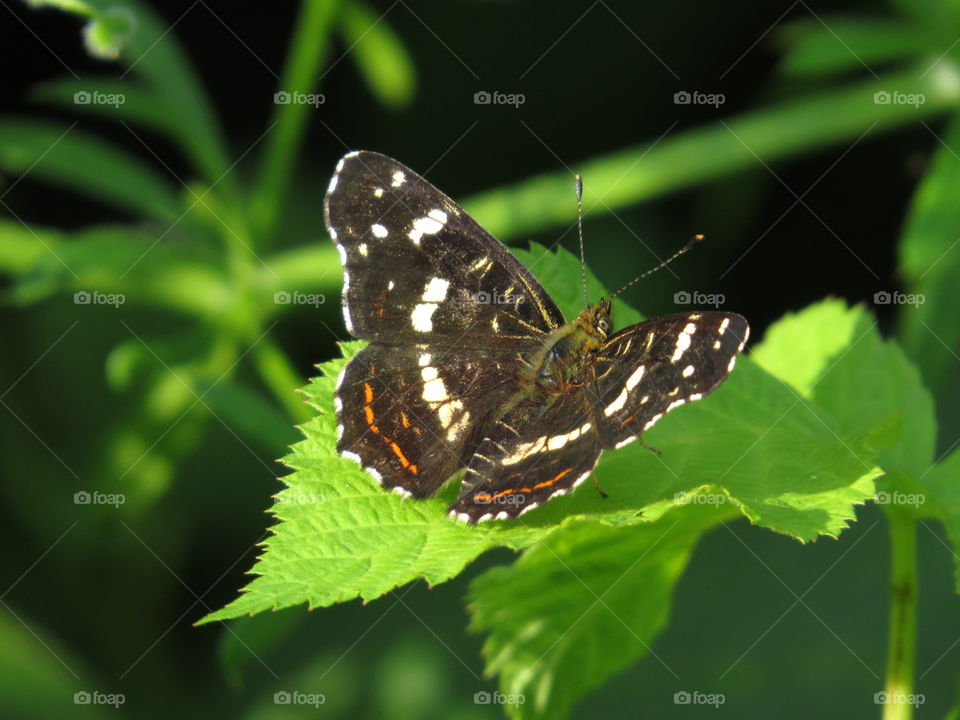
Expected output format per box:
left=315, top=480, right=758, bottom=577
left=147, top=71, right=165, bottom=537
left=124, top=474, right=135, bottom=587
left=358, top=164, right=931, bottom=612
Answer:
left=598, top=319, right=609, bottom=334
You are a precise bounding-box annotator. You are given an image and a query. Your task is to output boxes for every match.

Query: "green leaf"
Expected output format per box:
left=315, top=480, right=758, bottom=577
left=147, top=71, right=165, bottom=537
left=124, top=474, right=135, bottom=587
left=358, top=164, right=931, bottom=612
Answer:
left=82, top=6, right=136, bottom=59
left=0, top=120, right=180, bottom=222
left=898, top=113, right=960, bottom=397
left=922, top=447, right=960, bottom=590
left=0, top=219, right=65, bottom=275
left=469, top=504, right=730, bottom=720
left=340, top=0, right=416, bottom=109
left=202, top=247, right=885, bottom=624
left=9, top=223, right=231, bottom=319
left=197, top=378, right=299, bottom=453
left=778, top=17, right=929, bottom=78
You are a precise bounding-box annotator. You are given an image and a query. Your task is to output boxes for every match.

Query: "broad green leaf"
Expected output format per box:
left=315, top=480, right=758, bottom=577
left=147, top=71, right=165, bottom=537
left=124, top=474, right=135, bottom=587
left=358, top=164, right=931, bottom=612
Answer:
left=469, top=504, right=731, bottom=720
left=921, top=447, right=960, bottom=590
left=203, top=246, right=885, bottom=623
left=778, top=17, right=929, bottom=78
left=340, top=0, right=416, bottom=109
left=898, top=113, right=960, bottom=398
left=0, top=120, right=180, bottom=222
left=750, top=298, right=863, bottom=397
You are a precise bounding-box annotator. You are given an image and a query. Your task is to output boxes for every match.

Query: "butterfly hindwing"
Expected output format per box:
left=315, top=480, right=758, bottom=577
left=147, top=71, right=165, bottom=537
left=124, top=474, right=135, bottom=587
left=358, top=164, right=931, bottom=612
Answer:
left=336, top=343, right=521, bottom=497
left=450, top=390, right=603, bottom=521
left=589, top=312, right=749, bottom=449
left=325, top=151, right=565, bottom=348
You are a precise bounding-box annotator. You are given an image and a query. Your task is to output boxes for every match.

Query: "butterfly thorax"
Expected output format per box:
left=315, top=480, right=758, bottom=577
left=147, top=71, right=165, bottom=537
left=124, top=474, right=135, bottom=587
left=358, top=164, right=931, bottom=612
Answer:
left=518, top=300, right=612, bottom=396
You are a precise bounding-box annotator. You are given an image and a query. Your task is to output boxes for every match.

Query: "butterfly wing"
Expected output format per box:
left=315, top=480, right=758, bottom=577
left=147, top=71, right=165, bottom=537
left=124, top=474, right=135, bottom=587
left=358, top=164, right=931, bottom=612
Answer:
left=327, top=151, right=565, bottom=496
left=336, top=344, right=520, bottom=497
left=325, top=151, right=566, bottom=348
left=449, top=390, right=603, bottom=522
left=588, top=312, right=749, bottom=448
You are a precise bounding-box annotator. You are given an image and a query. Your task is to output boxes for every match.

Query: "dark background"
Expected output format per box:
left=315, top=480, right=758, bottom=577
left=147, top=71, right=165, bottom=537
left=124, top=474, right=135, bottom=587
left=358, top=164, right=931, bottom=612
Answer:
left=1, top=1, right=956, bottom=718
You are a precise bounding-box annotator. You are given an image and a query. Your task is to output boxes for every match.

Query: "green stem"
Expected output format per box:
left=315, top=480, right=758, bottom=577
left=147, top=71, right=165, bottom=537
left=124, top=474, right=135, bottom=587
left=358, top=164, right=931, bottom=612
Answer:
left=253, top=338, right=312, bottom=423
left=464, top=62, right=960, bottom=241
left=250, top=0, right=342, bottom=246
left=882, top=506, right=918, bottom=720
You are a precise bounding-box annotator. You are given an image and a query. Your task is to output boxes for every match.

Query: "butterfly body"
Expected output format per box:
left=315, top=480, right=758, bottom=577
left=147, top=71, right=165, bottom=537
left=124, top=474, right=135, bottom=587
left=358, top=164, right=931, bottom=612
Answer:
left=325, top=151, right=749, bottom=523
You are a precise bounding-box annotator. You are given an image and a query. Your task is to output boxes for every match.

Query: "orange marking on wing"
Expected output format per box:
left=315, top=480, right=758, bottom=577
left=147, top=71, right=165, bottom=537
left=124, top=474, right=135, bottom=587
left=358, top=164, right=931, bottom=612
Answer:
left=364, top=405, right=375, bottom=426
left=389, top=441, right=413, bottom=469
left=620, top=415, right=634, bottom=427
left=363, top=382, right=374, bottom=404
left=400, top=411, right=411, bottom=428
left=534, top=467, right=573, bottom=491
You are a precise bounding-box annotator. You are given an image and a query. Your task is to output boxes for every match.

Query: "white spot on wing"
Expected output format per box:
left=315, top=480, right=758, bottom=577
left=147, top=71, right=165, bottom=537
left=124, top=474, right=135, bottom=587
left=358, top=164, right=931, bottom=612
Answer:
left=407, top=215, right=445, bottom=244
left=604, top=387, right=629, bottom=417
left=371, top=223, right=388, bottom=238
left=421, top=277, right=449, bottom=302
left=327, top=173, right=338, bottom=193
left=411, top=303, right=437, bottom=332
left=625, top=365, right=646, bottom=391
left=391, top=170, right=406, bottom=187
left=682, top=365, right=695, bottom=377
left=358, top=243, right=368, bottom=257
left=374, top=187, right=384, bottom=197
left=719, top=317, right=730, bottom=335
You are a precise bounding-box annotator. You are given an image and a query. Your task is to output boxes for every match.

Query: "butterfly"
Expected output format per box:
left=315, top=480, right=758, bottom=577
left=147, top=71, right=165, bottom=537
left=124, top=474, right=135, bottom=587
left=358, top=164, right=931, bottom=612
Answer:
left=325, top=151, right=749, bottom=523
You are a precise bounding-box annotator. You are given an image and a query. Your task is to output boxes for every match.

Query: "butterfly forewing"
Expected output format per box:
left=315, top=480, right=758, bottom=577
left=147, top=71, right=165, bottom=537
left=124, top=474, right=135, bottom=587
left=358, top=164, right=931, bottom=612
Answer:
left=325, top=151, right=565, bottom=348
left=588, top=312, right=749, bottom=449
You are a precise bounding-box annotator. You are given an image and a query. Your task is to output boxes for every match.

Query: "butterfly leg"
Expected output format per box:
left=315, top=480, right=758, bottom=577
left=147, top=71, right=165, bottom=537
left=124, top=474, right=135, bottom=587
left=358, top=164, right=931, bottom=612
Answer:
left=592, top=473, right=608, bottom=499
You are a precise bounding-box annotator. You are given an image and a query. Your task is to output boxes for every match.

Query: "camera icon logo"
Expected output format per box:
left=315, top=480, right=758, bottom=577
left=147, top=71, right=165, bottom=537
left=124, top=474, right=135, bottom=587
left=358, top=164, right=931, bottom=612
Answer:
left=674, top=691, right=691, bottom=704
left=474, top=91, right=491, bottom=105
left=874, top=290, right=891, bottom=305
left=274, top=691, right=291, bottom=704
left=73, top=91, right=91, bottom=104
left=274, top=91, right=291, bottom=104
left=474, top=691, right=491, bottom=704
left=74, top=491, right=91, bottom=505
left=673, top=91, right=691, bottom=104
left=673, top=290, right=691, bottom=304
left=874, top=91, right=891, bottom=104
left=274, top=291, right=291, bottom=304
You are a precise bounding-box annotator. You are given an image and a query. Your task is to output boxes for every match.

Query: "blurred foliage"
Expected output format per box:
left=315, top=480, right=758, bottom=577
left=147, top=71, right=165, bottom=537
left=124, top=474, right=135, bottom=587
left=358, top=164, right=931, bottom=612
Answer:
left=3, top=0, right=960, bottom=718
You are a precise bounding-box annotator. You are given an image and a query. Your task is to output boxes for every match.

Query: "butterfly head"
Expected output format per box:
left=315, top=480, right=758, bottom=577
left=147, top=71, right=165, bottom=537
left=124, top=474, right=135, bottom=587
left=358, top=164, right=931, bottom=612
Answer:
left=574, top=299, right=612, bottom=346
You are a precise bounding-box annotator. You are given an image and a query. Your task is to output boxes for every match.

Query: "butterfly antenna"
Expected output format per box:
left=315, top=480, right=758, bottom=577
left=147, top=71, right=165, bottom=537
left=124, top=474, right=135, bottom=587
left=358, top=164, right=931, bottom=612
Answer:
left=575, top=174, right=589, bottom=305
left=609, top=234, right=705, bottom=300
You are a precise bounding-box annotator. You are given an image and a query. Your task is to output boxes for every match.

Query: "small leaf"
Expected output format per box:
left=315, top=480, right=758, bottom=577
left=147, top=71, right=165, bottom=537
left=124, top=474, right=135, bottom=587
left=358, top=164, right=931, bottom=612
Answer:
left=0, top=120, right=180, bottom=222
left=82, top=7, right=137, bottom=60
left=340, top=0, right=416, bottom=109
left=778, top=17, right=929, bottom=78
